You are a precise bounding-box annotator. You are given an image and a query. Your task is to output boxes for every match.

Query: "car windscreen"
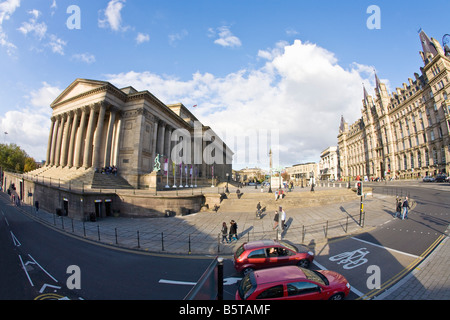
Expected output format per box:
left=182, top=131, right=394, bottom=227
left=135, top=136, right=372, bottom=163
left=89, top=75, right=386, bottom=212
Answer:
left=235, top=244, right=246, bottom=259
left=301, top=268, right=329, bottom=286
left=279, top=241, right=298, bottom=252
left=238, top=273, right=256, bottom=300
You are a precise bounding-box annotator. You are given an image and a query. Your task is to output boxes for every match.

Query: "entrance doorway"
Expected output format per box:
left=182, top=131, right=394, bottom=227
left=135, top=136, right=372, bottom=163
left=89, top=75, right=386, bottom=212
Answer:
left=105, top=200, right=112, bottom=217
left=94, top=200, right=102, bottom=219
left=63, top=199, right=69, bottom=216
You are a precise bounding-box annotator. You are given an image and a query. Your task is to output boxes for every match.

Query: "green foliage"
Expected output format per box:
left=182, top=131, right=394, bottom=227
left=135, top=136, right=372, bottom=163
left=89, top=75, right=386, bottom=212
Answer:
left=0, top=143, right=37, bottom=173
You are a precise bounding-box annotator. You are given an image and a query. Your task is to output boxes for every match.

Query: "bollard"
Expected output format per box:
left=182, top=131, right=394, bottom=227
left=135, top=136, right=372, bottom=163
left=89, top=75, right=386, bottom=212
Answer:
left=61, top=216, right=64, bottom=230
left=83, top=222, right=86, bottom=237
left=71, top=218, right=74, bottom=233
left=188, top=234, right=191, bottom=254
left=217, top=257, right=224, bottom=301
left=137, top=231, right=140, bottom=248
left=97, top=225, right=101, bottom=241
left=161, top=232, right=164, bottom=251
left=115, top=228, right=118, bottom=244
left=302, top=225, right=305, bottom=243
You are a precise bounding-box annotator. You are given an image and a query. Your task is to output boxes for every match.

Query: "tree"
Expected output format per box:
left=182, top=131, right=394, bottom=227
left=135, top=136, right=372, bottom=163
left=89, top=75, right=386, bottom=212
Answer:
left=0, top=143, right=37, bottom=173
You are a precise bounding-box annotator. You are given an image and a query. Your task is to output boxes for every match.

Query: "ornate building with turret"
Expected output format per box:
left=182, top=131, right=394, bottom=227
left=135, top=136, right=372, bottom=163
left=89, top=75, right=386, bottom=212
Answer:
left=338, top=30, right=450, bottom=180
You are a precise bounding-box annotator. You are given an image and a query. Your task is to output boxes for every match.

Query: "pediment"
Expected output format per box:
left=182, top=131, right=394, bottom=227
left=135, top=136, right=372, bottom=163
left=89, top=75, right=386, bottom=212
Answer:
left=51, top=79, right=110, bottom=107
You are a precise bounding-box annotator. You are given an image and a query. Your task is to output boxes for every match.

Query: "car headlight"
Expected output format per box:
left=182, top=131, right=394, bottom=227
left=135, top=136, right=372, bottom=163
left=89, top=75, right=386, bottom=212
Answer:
left=346, top=282, right=351, bottom=289
left=308, top=251, right=314, bottom=256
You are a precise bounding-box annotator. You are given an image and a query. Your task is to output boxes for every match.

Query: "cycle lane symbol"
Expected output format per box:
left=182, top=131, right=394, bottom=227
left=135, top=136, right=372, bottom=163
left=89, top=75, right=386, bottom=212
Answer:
left=329, top=247, right=370, bottom=270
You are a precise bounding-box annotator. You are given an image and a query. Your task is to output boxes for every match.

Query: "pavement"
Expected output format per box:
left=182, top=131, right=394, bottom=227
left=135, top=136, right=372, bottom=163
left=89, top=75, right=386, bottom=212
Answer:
left=3, top=183, right=449, bottom=300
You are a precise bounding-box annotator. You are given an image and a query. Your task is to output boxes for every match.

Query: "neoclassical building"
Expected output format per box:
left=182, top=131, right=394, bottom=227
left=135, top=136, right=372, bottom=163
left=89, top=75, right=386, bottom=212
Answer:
left=43, top=78, right=233, bottom=189
left=338, top=30, right=450, bottom=180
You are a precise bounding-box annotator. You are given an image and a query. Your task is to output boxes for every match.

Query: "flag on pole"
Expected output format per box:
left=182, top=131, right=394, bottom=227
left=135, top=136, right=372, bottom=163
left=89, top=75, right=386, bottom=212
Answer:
left=190, top=165, right=193, bottom=177
left=164, top=158, right=168, bottom=175
left=172, top=161, right=176, bottom=176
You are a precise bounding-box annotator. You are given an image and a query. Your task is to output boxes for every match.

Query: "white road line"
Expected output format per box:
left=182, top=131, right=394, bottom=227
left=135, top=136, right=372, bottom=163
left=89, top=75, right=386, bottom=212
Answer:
left=28, top=254, right=58, bottom=283
left=10, top=231, right=21, bottom=247
left=312, top=260, right=365, bottom=298
left=18, top=254, right=34, bottom=287
left=159, top=279, right=197, bottom=286
left=350, top=237, right=420, bottom=259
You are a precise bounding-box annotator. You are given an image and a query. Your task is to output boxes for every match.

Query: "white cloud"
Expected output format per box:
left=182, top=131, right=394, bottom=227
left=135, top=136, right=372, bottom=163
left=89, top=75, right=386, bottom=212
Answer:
left=99, top=0, right=129, bottom=32
left=105, top=39, right=374, bottom=168
left=17, top=9, right=47, bottom=40
left=48, top=34, right=66, bottom=55
left=208, top=26, right=241, bottom=48
left=0, top=0, right=21, bottom=55
left=72, top=52, right=96, bottom=64
left=168, top=29, right=187, bottom=47
left=1, top=82, right=61, bottom=161
left=136, top=32, right=149, bottom=44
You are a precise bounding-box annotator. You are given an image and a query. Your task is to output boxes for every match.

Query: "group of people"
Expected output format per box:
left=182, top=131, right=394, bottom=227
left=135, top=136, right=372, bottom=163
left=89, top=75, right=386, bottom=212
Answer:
left=273, top=206, right=287, bottom=230
left=96, top=165, right=118, bottom=175
left=395, top=196, right=410, bottom=220
left=221, top=220, right=238, bottom=243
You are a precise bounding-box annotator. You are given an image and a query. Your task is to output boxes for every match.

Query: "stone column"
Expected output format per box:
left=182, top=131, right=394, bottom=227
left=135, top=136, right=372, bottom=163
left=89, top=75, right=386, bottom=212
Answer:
left=67, top=109, right=80, bottom=168
left=54, top=114, right=65, bottom=167
left=151, top=117, right=159, bottom=167
left=50, top=116, right=61, bottom=166
left=158, top=121, right=166, bottom=156
left=92, top=102, right=107, bottom=170
left=83, top=104, right=98, bottom=168
left=103, top=107, right=117, bottom=167
left=74, top=107, right=88, bottom=168
left=60, top=111, right=73, bottom=167
left=45, top=117, right=56, bottom=166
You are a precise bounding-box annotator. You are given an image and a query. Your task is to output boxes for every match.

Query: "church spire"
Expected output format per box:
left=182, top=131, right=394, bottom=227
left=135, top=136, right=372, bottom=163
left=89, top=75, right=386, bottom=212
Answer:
left=419, top=29, right=438, bottom=64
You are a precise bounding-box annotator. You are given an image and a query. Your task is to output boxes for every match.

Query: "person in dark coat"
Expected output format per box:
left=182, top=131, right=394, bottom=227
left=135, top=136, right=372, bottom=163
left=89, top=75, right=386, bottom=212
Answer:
left=229, top=220, right=238, bottom=242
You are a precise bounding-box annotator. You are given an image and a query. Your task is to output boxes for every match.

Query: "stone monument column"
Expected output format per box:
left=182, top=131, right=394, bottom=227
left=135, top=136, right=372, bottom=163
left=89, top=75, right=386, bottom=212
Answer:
left=54, top=114, right=65, bottom=167
left=60, top=111, right=73, bottom=167
left=92, top=102, right=107, bottom=170
left=74, top=106, right=88, bottom=168
left=67, top=109, right=80, bottom=168
left=83, top=104, right=98, bottom=168
left=103, top=106, right=117, bottom=167
left=50, top=116, right=61, bottom=166
left=46, top=117, right=56, bottom=166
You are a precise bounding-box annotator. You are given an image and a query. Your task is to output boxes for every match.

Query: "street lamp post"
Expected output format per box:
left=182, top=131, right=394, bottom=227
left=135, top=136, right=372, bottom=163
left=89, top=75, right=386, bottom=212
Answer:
left=226, top=173, right=229, bottom=193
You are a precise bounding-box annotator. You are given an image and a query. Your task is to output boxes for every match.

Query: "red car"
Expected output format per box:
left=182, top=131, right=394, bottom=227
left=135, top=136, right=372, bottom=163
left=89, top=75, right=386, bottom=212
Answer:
left=236, top=265, right=351, bottom=300
left=233, top=240, right=314, bottom=274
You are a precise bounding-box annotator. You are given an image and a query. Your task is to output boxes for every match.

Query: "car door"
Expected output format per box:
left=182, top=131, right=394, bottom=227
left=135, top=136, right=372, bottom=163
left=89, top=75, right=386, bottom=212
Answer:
left=246, top=249, right=267, bottom=269
left=266, top=246, right=292, bottom=267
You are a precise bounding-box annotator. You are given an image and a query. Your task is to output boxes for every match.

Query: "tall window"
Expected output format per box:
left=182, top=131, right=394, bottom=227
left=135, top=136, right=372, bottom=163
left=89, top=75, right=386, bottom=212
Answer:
left=410, top=153, right=415, bottom=169
left=425, top=149, right=430, bottom=166
left=418, top=151, right=422, bottom=168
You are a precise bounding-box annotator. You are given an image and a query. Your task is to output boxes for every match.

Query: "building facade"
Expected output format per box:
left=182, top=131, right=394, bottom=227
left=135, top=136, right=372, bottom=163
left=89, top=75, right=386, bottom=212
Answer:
left=286, top=162, right=318, bottom=186
left=319, top=146, right=339, bottom=181
left=338, top=31, right=450, bottom=180
left=44, top=78, right=233, bottom=188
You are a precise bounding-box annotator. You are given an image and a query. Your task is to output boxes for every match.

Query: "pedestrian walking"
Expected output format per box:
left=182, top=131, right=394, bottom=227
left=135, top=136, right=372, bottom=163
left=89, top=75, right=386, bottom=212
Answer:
left=229, top=220, right=238, bottom=242
left=256, top=202, right=262, bottom=218
left=395, top=197, right=402, bottom=218
left=273, top=211, right=279, bottom=230
left=221, top=222, right=228, bottom=243
left=280, top=206, right=286, bottom=230
left=402, top=197, right=410, bottom=220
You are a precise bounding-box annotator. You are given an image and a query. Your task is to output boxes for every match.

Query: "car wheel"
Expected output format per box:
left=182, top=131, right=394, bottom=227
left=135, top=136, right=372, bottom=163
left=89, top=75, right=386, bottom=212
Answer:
left=243, top=267, right=254, bottom=275
left=297, top=259, right=310, bottom=268
left=329, top=293, right=344, bottom=300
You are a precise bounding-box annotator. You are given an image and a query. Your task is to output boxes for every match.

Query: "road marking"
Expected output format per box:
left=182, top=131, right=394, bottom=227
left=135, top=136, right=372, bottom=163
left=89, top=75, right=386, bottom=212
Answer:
left=28, top=254, right=58, bottom=283
left=39, top=284, right=62, bottom=294
left=18, top=254, right=34, bottom=287
left=312, top=260, right=364, bottom=298
left=350, top=237, right=420, bottom=259
left=159, top=279, right=197, bottom=286
left=10, top=231, right=21, bottom=247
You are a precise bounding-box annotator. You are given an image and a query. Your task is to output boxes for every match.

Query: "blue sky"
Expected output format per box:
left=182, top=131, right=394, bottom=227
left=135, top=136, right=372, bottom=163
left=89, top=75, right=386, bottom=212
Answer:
left=0, top=0, right=449, bottom=169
